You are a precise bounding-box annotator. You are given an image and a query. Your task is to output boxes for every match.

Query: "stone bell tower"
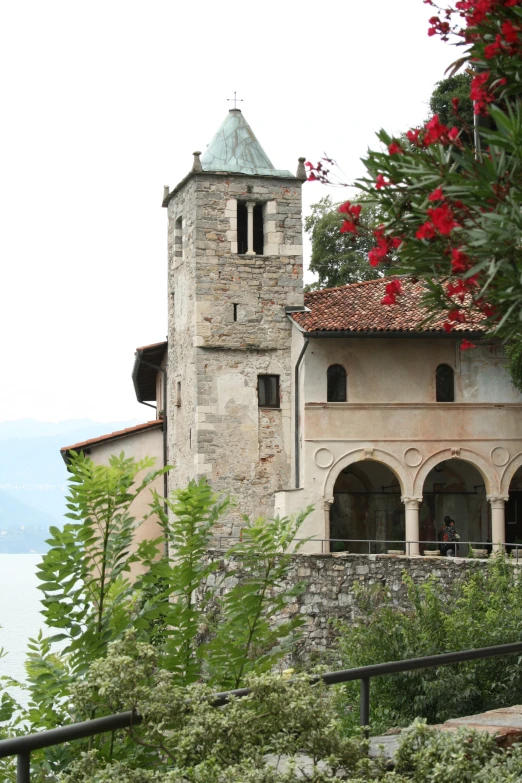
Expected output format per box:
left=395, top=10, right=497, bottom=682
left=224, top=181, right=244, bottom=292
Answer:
left=163, top=108, right=305, bottom=534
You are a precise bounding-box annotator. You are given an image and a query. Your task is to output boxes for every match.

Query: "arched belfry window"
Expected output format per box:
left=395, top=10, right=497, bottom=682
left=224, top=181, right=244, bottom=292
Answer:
left=327, top=364, right=347, bottom=402
left=436, top=364, right=454, bottom=402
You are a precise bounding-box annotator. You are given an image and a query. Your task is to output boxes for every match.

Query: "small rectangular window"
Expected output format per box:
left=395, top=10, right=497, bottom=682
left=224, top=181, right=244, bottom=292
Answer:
left=176, top=380, right=181, bottom=407
left=258, top=375, right=280, bottom=408
left=233, top=303, right=238, bottom=322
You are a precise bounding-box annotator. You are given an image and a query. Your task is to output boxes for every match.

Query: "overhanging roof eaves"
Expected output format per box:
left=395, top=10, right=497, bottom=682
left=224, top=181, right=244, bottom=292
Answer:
left=162, top=170, right=300, bottom=208
left=132, top=341, right=167, bottom=404
left=303, top=330, right=487, bottom=339
left=60, top=420, right=164, bottom=463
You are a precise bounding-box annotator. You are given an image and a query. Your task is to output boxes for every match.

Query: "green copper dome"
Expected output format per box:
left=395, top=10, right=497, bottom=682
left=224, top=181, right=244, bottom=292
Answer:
left=200, top=109, right=294, bottom=178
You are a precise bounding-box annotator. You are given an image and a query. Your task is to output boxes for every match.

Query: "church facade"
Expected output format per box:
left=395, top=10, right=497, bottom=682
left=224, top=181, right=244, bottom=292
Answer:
left=62, top=109, right=522, bottom=557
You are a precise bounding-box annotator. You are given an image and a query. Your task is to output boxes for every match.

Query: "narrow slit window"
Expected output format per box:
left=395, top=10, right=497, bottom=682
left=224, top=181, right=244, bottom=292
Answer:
left=436, top=364, right=454, bottom=402
left=237, top=202, right=248, bottom=254
left=233, top=303, right=238, bottom=322
left=327, top=365, right=347, bottom=402
left=253, top=204, right=264, bottom=255
left=174, top=216, right=183, bottom=260
left=176, top=380, right=182, bottom=407
left=258, top=375, right=280, bottom=408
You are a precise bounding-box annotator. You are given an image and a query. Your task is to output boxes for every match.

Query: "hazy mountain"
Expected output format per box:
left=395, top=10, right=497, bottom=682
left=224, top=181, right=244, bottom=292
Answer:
left=0, top=489, right=58, bottom=553
left=0, top=418, right=143, bottom=550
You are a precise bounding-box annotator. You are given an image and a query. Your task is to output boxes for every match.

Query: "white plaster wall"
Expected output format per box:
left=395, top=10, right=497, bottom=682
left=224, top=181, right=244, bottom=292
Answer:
left=275, top=332, right=522, bottom=552
left=304, top=338, right=521, bottom=404
left=87, top=427, right=164, bottom=577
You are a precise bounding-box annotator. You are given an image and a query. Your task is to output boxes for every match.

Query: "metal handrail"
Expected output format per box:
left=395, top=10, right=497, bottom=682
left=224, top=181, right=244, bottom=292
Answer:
left=3, top=641, right=522, bottom=782
left=215, top=536, right=522, bottom=559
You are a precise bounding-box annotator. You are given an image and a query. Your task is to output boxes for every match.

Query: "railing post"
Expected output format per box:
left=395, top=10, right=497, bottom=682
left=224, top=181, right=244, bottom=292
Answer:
left=360, top=677, right=370, bottom=735
left=17, top=752, right=30, bottom=783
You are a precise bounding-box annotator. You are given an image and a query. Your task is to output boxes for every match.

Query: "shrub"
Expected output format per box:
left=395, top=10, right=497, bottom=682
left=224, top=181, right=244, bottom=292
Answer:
left=331, top=555, right=522, bottom=733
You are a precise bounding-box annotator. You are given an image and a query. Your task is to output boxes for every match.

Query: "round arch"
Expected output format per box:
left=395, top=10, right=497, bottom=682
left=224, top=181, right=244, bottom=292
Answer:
left=412, top=447, right=499, bottom=497
left=324, top=448, right=412, bottom=503
left=500, top=451, right=522, bottom=495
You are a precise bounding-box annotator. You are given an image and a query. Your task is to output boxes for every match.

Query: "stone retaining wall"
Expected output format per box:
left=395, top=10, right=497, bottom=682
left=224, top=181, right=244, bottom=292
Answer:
left=203, top=551, right=521, bottom=659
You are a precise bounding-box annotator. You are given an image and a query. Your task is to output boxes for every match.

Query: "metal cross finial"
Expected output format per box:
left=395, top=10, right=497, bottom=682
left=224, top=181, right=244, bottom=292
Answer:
left=227, top=91, right=243, bottom=109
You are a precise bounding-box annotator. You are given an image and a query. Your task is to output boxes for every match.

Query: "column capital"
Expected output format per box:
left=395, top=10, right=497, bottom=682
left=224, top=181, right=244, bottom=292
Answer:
left=487, top=495, right=509, bottom=508
left=401, top=496, right=423, bottom=508
left=246, top=200, right=255, bottom=211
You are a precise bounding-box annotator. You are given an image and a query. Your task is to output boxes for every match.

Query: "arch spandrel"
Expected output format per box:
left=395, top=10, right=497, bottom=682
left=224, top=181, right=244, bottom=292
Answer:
left=323, top=448, right=413, bottom=503
left=500, top=452, right=522, bottom=495
left=412, top=447, right=499, bottom=497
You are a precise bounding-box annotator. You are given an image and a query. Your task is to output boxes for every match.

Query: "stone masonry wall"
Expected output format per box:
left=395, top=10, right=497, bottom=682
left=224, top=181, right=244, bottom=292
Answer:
left=167, top=171, right=303, bottom=532
left=202, top=551, right=522, bottom=660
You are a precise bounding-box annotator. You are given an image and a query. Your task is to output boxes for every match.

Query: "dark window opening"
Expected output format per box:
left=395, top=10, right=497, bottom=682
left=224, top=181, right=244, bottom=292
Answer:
left=253, top=204, right=264, bottom=255
left=233, top=303, right=238, bottom=322
left=258, top=375, right=280, bottom=408
left=237, top=202, right=248, bottom=254
left=327, top=364, right=347, bottom=402
left=436, top=364, right=454, bottom=402
left=174, top=216, right=183, bottom=259
left=236, top=202, right=264, bottom=255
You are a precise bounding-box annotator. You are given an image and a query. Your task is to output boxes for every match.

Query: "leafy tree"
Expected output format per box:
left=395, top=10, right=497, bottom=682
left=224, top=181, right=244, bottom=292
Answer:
left=304, top=196, right=385, bottom=290
left=138, top=481, right=311, bottom=690
left=428, top=73, right=474, bottom=146
left=0, top=455, right=311, bottom=781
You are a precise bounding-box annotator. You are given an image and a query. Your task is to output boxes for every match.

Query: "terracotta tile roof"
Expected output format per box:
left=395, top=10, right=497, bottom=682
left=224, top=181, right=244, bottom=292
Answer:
left=60, top=420, right=163, bottom=456
left=292, top=278, right=487, bottom=335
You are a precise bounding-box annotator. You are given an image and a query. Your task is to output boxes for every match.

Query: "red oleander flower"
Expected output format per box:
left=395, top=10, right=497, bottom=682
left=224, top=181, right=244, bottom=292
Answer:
left=484, top=34, right=504, bottom=59
left=448, top=309, right=467, bottom=323
left=339, top=201, right=361, bottom=216
left=451, top=97, right=460, bottom=112
left=406, top=128, right=422, bottom=144
left=443, top=322, right=454, bottom=333
left=428, top=188, right=444, bottom=201
left=460, top=339, right=476, bottom=350
left=451, top=248, right=471, bottom=273
left=388, top=142, right=403, bottom=155
left=428, top=203, right=458, bottom=235
left=368, top=250, right=382, bottom=267
left=386, top=279, right=402, bottom=295
left=502, top=21, right=519, bottom=43
left=416, top=221, right=436, bottom=240
left=376, top=174, right=391, bottom=189
left=478, top=301, right=496, bottom=318
left=447, top=279, right=468, bottom=302
left=340, top=220, right=358, bottom=234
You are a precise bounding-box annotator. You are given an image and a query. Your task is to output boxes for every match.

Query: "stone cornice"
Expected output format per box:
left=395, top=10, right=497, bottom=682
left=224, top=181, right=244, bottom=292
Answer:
left=305, top=402, right=522, bottom=409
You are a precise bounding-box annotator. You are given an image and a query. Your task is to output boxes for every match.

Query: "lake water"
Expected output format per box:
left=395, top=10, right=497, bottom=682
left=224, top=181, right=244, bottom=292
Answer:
left=0, top=555, right=45, bottom=685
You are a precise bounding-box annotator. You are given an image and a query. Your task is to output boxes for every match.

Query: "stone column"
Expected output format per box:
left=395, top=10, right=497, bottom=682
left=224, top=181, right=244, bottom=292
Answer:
left=401, top=496, right=422, bottom=557
left=324, top=500, right=331, bottom=554
left=246, top=201, right=255, bottom=255
left=487, top=495, right=508, bottom=552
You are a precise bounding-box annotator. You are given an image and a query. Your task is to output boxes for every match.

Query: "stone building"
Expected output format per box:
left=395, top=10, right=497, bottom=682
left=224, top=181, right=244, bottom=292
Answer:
left=62, top=108, right=522, bottom=557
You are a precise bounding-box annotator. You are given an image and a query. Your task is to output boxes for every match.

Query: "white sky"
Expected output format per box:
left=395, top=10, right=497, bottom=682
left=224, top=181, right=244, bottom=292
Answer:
left=0, top=0, right=455, bottom=424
